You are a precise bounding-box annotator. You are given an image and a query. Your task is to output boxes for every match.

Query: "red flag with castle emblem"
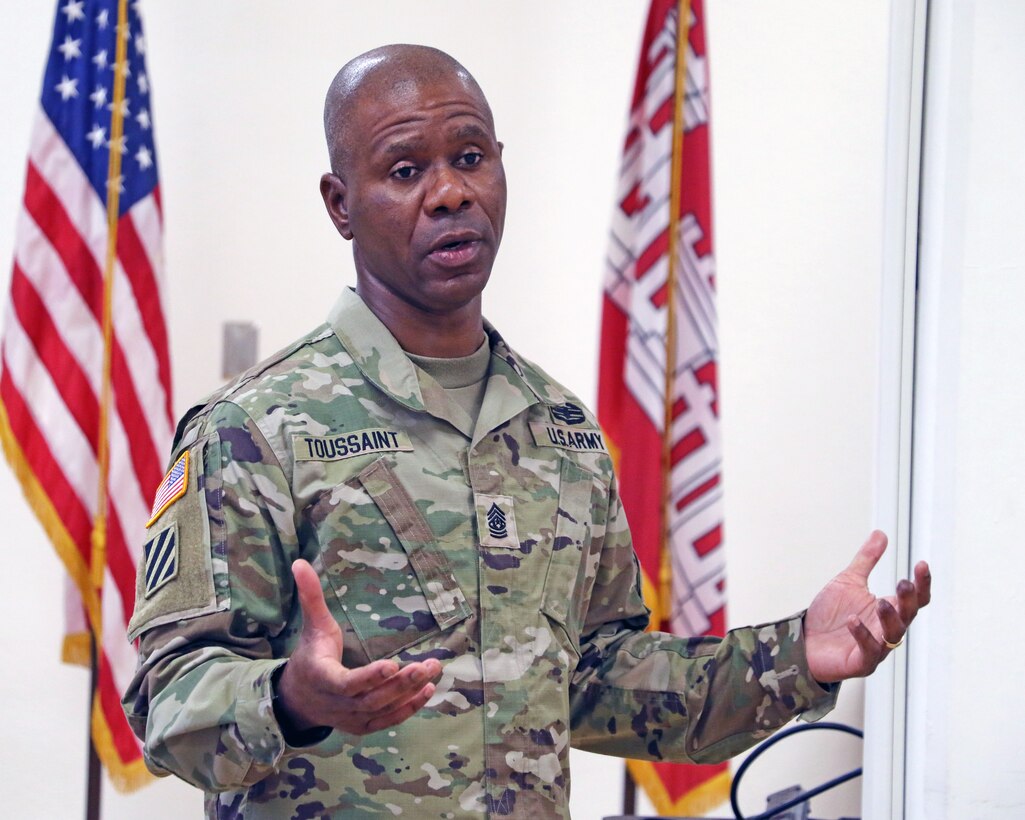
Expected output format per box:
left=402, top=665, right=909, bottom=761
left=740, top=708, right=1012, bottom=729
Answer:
left=598, top=0, right=728, bottom=813
left=0, top=0, right=171, bottom=791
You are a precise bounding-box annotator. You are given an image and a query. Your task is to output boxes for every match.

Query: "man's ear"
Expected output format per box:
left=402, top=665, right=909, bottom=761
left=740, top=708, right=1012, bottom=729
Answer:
left=320, top=172, right=353, bottom=240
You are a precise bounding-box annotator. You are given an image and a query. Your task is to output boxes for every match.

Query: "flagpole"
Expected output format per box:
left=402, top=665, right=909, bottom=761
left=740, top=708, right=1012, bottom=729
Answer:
left=86, top=634, right=102, bottom=820
left=622, top=2, right=692, bottom=814
left=660, top=0, right=692, bottom=630
left=87, top=0, right=131, bottom=815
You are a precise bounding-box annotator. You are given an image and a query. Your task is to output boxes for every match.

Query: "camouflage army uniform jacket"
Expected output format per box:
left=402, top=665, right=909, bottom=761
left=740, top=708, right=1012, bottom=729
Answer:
left=124, top=289, right=837, bottom=819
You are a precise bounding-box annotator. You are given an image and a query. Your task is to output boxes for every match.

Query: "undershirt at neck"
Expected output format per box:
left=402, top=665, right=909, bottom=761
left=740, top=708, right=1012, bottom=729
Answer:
left=408, top=338, right=491, bottom=423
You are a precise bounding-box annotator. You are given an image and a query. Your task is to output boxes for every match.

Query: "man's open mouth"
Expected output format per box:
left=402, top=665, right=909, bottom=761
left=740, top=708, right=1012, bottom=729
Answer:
left=427, top=236, right=483, bottom=266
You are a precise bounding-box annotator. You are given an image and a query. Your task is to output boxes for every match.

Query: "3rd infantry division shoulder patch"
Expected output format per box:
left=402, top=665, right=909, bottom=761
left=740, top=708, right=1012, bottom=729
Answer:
left=144, top=524, right=178, bottom=598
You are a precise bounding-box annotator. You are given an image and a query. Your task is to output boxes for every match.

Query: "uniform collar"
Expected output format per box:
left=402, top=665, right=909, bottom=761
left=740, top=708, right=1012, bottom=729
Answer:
left=326, top=289, right=567, bottom=438
left=483, top=321, right=566, bottom=407
left=326, top=289, right=427, bottom=412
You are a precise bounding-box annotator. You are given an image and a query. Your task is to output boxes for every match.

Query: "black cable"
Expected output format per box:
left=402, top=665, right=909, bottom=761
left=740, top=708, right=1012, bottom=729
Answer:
left=729, top=721, right=863, bottom=819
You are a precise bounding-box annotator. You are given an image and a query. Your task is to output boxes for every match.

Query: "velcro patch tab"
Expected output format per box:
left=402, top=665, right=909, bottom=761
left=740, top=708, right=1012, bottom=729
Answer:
left=475, top=493, right=520, bottom=549
left=147, top=451, right=189, bottom=527
left=530, top=422, right=608, bottom=453
left=293, top=429, right=414, bottom=461
left=144, top=523, right=179, bottom=598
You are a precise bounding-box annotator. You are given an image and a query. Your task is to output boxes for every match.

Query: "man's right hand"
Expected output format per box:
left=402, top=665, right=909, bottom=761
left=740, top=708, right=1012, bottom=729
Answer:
left=274, top=558, right=442, bottom=737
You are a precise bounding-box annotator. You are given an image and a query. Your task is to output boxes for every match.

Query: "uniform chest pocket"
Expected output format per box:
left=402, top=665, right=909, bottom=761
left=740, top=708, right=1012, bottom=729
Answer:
left=539, top=458, right=610, bottom=649
left=309, top=456, right=470, bottom=661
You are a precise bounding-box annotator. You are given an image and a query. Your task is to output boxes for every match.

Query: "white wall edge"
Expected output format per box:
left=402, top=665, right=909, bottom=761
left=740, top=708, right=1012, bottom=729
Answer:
left=864, top=1, right=929, bottom=818
left=902, top=0, right=969, bottom=815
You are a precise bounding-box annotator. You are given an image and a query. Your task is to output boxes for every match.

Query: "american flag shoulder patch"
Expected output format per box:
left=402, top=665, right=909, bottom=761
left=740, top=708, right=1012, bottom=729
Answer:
left=144, top=523, right=179, bottom=598
left=147, top=450, right=190, bottom=527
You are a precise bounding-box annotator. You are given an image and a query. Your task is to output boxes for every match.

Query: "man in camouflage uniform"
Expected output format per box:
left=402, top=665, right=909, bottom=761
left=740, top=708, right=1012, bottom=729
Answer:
left=123, top=45, right=931, bottom=819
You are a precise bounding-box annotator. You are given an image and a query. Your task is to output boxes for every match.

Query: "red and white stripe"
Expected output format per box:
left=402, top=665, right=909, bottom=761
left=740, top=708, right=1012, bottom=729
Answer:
left=1, top=107, right=172, bottom=773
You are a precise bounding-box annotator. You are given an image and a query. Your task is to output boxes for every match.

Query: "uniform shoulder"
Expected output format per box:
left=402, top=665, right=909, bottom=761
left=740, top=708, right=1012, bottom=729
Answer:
left=170, top=323, right=345, bottom=452
left=510, top=349, right=599, bottom=426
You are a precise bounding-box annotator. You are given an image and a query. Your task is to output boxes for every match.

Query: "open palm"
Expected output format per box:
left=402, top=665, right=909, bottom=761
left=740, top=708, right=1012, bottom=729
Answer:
left=804, top=531, right=931, bottom=683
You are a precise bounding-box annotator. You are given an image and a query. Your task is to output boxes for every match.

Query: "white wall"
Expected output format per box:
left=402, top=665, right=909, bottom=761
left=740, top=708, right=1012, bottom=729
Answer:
left=904, top=1, right=1025, bottom=817
left=0, top=2, right=890, bottom=817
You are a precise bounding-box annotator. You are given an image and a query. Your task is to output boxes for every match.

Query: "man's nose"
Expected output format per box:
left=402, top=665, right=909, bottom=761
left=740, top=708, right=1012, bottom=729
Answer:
left=424, top=165, right=472, bottom=214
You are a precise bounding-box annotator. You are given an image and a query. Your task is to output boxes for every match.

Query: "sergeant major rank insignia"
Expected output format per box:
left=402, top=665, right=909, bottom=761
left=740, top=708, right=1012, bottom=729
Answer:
left=143, top=524, right=178, bottom=598
left=475, top=494, right=519, bottom=548
left=486, top=503, right=508, bottom=539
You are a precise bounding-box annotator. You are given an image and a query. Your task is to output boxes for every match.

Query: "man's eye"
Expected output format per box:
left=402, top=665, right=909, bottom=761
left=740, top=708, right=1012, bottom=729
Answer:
left=459, top=152, right=484, bottom=167
left=391, top=165, right=419, bottom=180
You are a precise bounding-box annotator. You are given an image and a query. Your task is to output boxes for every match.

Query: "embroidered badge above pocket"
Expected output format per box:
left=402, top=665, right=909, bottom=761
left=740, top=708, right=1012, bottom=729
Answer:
left=475, top=493, right=520, bottom=549
left=293, top=429, right=413, bottom=461
left=529, top=422, right=608, bottom=453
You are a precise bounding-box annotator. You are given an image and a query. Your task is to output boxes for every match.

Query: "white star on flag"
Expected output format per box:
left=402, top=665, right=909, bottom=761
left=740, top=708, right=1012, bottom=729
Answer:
left=134, top=34, right=146, bottom=55
left=89, top=85, right=107, bottom=108
left=114, top=59, right=131, bottom=79
left=55, top=75, right=78, bottom=100
left=96, top=9, right=109, bottom=29
left=107, top=135, right=127, bottom=156
left=135, top=145, right=153, bottom=170
left=92, top=49, right=108, bottom=70
left=86, top=124, right=106, bottom=149
left=58, top=35, right=82, bottom=61
left=135, top=109, right=151, bottom=130
left=61, top=0, right=85, bottom=23
left=137, top=72, right=149, bottom=94
left=106, top=174, right=125, bottom=193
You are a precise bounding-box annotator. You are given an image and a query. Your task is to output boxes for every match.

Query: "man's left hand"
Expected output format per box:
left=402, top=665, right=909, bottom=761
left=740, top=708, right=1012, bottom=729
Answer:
left=804, top=530, right=931, bottom=683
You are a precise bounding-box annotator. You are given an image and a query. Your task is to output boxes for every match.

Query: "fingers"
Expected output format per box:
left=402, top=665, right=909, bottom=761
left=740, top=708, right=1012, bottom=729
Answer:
left=342, top=658, right=442, bottom=707
left=846, top=614, right=885, bottom=673
left=914, top=560, right=932, bottom=606
left=293, top=559, right=340, bottom=642
left=364, top=682, right=437, bottom=734
left=885, top=560, right=931, bottom=642
left=336, top=657, right=409, bottom=699
left=845, top=530, right=889, bottom=578
left=876, top=597, right=906, bottom=647
left=889, top=560, right=931, bottom=629
left=893, top=578, right=918, bottom=625
left=319, top=659, right=442, bottom=736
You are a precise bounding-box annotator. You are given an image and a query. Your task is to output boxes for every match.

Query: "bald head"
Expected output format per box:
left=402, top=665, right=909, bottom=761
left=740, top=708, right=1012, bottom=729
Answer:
left=323, top=45, right=493, bottom=175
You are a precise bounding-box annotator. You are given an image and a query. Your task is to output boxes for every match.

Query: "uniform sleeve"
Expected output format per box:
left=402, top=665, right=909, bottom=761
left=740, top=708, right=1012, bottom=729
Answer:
left=122, top=401, right=322, bottom=791
left=568, top=475, right=839, bottom=764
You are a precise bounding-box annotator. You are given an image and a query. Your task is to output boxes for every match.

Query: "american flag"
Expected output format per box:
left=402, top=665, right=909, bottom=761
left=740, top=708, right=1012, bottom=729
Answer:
left=598, top=0, right=728, bottom=814
left=149, top=450, right=187, bottom=524
left=0, top=0, right=171, bottom=792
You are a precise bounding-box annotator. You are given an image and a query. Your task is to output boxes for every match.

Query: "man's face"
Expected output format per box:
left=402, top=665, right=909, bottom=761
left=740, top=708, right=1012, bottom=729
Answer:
left=322, top=72, right=506, bottom=317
